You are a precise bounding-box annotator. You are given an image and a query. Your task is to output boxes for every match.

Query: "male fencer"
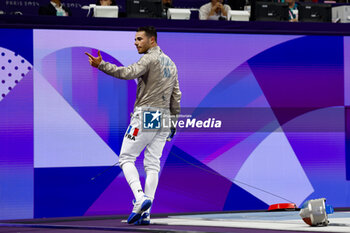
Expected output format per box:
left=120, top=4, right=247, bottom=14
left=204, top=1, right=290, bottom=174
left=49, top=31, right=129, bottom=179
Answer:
left=85, top=26, right=181, bottom=225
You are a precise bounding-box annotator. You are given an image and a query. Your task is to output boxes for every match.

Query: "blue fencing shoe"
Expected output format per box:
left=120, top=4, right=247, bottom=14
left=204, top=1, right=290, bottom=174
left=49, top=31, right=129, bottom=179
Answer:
left=127, top=196, right=152, bottom=224
left=134, top=212, right=150, bottom=225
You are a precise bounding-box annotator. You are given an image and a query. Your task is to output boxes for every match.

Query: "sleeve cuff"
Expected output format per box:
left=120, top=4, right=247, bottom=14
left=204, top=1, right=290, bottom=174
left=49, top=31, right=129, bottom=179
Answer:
left=98, top=60, right=106, bottom=70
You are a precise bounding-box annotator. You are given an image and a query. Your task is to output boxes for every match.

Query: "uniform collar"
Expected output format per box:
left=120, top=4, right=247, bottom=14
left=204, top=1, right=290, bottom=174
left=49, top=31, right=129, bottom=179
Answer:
left=146, top=46, right=160, bottom=54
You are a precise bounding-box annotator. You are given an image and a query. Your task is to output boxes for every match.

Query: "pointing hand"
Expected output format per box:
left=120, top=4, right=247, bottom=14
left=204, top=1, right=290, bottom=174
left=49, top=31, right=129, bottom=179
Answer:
left=85, top=50, right=102, bottom=68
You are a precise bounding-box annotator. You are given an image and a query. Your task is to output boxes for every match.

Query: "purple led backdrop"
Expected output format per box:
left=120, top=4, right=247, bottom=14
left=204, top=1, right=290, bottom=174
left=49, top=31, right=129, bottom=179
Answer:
left=1, top=28, right=350, bottom=220
left=0, top=35, right=34, bottom=219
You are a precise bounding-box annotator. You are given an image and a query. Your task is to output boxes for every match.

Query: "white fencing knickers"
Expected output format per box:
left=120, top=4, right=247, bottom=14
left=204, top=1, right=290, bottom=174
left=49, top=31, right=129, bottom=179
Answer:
left=118, top=107, right=170, bottom=173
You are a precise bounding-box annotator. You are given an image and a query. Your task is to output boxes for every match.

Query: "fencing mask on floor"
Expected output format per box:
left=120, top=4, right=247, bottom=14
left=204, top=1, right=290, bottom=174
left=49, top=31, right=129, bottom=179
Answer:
left=299, top=198, right=334, bottom=226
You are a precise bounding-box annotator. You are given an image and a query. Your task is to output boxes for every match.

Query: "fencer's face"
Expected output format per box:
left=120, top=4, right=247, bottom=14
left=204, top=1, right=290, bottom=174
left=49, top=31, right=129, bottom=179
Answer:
left=134, top=31, right=153, bottom=54
left=100, top=0, right=112, bottom=5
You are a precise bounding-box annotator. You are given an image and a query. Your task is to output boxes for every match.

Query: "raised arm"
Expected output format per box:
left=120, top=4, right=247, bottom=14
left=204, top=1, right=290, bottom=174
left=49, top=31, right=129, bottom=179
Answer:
left=98, top=56, right=149, bottom=80
left=85, top=50, right=149, bottom=80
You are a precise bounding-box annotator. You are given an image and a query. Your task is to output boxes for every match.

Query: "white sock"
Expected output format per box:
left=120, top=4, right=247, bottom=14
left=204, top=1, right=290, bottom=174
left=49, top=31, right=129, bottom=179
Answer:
left=145, top=170, right=159, bottom=201
left=122, top=162, right=144, bottom=201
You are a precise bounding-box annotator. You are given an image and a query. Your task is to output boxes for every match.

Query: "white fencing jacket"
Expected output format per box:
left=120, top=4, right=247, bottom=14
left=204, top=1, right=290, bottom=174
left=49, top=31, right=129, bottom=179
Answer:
left=98, top=46, right=181, bottom=116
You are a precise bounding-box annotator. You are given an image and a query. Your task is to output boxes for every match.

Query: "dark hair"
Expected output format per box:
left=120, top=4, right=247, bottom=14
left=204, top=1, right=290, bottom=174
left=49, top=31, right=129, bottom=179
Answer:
left=137, top=26, right=157, bottom=42
left=96, top=0, right=117, bottom=6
